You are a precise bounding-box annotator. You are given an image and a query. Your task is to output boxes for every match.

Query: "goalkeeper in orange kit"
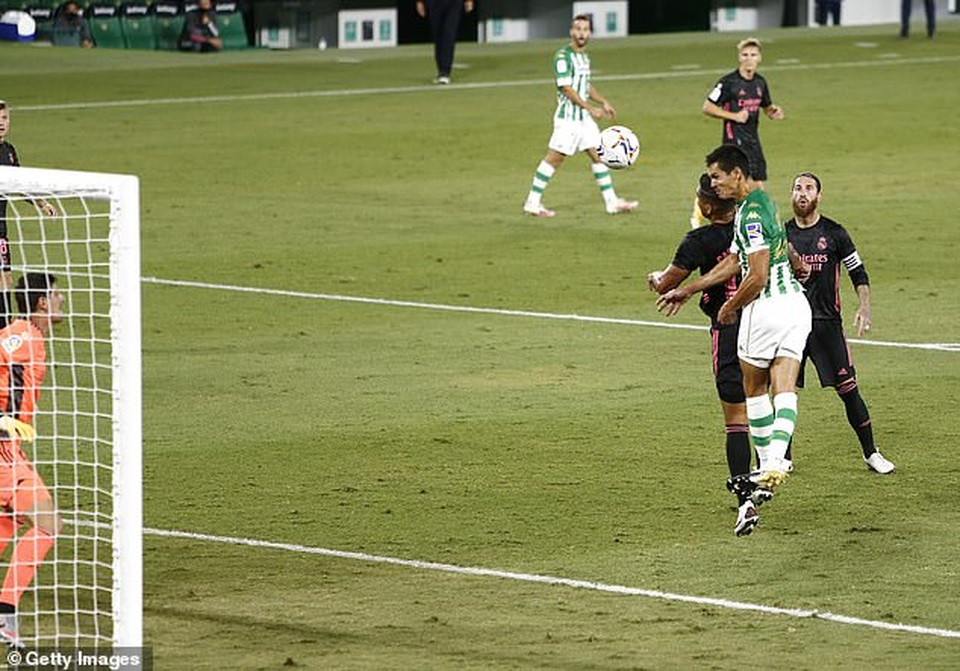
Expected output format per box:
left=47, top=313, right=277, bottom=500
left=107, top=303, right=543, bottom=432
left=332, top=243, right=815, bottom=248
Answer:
left=0, top=273, right=63, bottom=649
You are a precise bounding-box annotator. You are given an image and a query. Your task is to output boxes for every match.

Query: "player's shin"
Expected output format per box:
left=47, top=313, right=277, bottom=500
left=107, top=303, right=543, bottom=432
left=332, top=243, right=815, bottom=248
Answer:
left=591, top=162, right=618, bottom=208
left=526, top=161, right=555, bottom=208
left=769, top=392, right=799, bottom=466
left=745, top=395, right=774, bottom=469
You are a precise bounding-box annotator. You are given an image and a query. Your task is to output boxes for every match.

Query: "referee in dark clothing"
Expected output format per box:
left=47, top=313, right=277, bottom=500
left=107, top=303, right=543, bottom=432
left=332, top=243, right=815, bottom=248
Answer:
left=785, top=173, right=895, bottom=475
left=416, top=0, right=474, bottom=85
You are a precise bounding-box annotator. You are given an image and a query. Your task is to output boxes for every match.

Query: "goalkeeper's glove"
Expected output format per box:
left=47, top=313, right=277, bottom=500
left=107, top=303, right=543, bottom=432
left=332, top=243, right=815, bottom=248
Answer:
left=0, top=415, right=35, bottom=442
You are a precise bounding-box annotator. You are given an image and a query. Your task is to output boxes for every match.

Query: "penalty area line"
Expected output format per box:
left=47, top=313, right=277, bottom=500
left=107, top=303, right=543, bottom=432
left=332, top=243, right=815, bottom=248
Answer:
left=144, top=526, right=960, bottom=640
left=142, top=276, right=960, bottom=352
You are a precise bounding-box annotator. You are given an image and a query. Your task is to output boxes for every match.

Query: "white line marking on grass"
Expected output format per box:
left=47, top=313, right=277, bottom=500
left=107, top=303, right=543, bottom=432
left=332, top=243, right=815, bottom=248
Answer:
left=141, top=276, right=960, bottom=352
left=144, top=526, right=960, bottom=640
left=15, top=55, right=960, bottom=112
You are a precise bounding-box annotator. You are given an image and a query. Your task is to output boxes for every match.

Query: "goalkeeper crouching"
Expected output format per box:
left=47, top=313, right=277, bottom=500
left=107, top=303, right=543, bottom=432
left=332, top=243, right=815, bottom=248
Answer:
left=0, top=273, right=63, bottom=649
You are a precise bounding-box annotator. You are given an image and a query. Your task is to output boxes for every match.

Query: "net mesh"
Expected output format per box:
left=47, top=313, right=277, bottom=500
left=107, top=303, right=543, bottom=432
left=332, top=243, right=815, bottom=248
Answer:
left=2, top=189, right=115, bottom=646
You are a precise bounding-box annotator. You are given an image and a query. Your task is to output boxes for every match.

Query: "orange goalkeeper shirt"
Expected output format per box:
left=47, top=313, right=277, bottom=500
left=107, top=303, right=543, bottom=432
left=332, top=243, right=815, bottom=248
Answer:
left=0, top=319, right=46, bottom=462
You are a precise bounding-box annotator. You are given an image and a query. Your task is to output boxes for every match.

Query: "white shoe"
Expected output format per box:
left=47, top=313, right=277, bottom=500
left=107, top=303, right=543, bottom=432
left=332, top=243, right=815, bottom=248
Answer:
left=434, top=75, right=451, bottom=85
left=523, top=203, right=556, bottom=217
left=606, top=198, right=638, bottom=214
left=734, top=500, right=759, bottom=536
left=0, top=616, right=23, bottom=650
left=865, top=452, right=895, bottom=474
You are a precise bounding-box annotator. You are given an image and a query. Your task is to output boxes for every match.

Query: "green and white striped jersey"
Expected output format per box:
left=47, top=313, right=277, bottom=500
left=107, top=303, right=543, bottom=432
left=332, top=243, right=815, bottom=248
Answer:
left=553, top=45, right=591, bottom=121
left=732, top=189, right=804, bottom=299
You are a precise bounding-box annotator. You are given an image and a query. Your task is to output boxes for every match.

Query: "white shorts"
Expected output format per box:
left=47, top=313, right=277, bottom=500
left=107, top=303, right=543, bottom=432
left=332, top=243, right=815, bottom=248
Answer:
left=738, top=293, right=812, bottom=368
left=548, top=116, right=602, bottom=156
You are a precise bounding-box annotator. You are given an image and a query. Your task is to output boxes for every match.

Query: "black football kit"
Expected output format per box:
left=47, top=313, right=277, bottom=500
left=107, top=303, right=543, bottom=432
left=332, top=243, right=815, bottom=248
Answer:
left=706, top=70, right=773, bottom=181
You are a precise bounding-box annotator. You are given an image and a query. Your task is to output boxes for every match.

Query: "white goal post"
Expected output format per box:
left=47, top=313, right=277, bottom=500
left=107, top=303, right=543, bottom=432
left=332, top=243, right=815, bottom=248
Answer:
left=0, top=166, right=142, bottom=648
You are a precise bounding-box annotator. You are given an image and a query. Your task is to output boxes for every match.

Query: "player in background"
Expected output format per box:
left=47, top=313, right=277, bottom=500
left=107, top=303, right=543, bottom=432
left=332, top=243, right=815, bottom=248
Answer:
left=659, top=146, right=811, bottom=522
left=522, top=15, right=638, bottom=218
left=415, top=0, right=474, bottom=85
left=0, top=101, right=58, bottom=327
left=785, top=173, right=895, bottom=474
left=648, top=174, right=769, bottom=536
left=0, top=273, right=63, bottom=649
left=693, top=38, right=783, bottom=227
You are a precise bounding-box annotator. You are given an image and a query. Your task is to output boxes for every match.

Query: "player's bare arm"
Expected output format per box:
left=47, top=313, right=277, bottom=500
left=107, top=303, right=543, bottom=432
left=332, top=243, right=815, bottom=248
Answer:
left=764, top=103, right=785, bottom=120
left=657, top=253, right=739, bottom=316
left=787, top=242, right=811, bottom=282
left=647, top=265, right=690, bottom=294
left=560, top=86, right=604, bottom=120
left=853, top=283, right=872, bottom=336
left=717, top=249, right=768, bottom=325
left=702, top=100, right=748, bottom=124
left=588, top=84, right=616, bottom=118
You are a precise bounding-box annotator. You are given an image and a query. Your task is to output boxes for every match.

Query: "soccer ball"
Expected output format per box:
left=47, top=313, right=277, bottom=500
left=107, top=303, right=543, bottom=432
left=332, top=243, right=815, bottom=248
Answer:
left=597, top=125, right=641, bottom=170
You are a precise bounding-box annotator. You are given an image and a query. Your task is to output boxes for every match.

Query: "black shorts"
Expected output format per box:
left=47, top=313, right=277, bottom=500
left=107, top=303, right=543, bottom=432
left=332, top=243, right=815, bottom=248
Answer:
left=729, top=137, right=768, bottom=182
left=712, top=323, right=744, bottom=404
left=798, top=319, right=856, bottom=389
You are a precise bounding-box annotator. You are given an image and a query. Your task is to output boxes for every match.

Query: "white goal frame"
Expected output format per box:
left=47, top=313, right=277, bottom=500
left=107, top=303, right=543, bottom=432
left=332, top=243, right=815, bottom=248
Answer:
left=0, top=166, right=142, bottom=648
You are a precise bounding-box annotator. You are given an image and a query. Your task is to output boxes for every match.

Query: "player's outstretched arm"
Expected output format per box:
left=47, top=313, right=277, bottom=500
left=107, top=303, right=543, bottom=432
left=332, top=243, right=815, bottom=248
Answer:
left=657, top=254, right=739, bottom=316
left=685, top=253, right=739, bottom=295
left=647, top=264, right=690, bottom=294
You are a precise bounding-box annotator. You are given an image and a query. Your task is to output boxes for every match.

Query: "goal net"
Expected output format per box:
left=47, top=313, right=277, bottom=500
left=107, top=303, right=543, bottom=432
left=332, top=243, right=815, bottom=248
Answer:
left=0, top=166, right=142, bottom=649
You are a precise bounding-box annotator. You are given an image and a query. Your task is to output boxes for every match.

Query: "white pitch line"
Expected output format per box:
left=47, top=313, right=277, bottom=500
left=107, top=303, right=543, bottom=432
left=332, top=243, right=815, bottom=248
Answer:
left=144, top=526, right=960, bottom=640
left=14, top=55, right=960, bottom=113
left=141, top=276, right=960, bottom=352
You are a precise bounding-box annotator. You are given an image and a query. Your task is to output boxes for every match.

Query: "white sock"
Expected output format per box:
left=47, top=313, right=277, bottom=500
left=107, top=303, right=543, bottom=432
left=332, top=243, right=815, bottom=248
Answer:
left=746, top=395, right=774, bottom=469
left=769, top=392, right=799, bottom=465
left=592, top=162, right=618, bottom=207
left=527, top=161, right=555, bottom=206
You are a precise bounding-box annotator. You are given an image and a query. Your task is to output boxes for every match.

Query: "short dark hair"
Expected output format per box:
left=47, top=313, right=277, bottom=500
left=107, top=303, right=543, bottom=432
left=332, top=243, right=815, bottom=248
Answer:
left=696, top=173, right=716, bottom=199
left=572, top=14, right=592, bottom=29
left=697, top=172, right=735, bottom=210
left=795, top=172, right=822, bottom=193
left=705, top=144, right=750, bottom=177
left=15, top=272, right=57, bottom=315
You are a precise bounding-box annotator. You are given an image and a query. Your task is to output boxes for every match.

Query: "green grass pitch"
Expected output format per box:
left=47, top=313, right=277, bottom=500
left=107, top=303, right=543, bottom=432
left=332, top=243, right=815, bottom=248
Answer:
left=2, top=19, right=960, bottom=668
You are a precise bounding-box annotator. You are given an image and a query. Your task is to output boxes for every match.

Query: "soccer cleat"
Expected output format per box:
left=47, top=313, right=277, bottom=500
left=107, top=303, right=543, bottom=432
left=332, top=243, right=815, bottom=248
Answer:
left=606, top=198, right=639, bottom=214
left=0, top=618, right=23, bottom=651
left=726, top=474, right=752, bottom=497
left=751, top=486, right=774, bottom=507
left=734, top=500, right=759, bottom=536
left=434, top=76, right=451, bottom=85
left=865, top=452, right=896, bottom=474
left=523, top=203, right=556, bottom=218
left=749, top=459, right=791, bottom=489
left=727, top=474, right=775, bottom=507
